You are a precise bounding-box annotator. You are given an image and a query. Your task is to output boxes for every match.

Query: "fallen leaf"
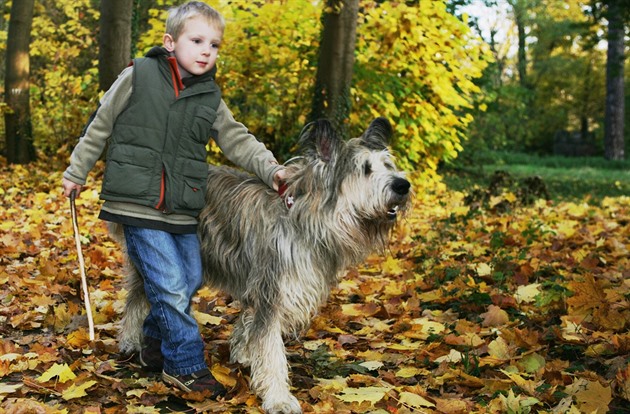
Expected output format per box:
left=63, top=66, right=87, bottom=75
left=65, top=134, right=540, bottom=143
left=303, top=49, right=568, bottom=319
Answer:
left=398, top=391, right=435, bottom=409
left=335, top=386, right=390, bottom=404
left=480, top=304, right=510, bottom=327
left=36, top=363, right=76, bottom=383
left=62, top=380, right=98, bottom=400
left=565, top=378, right=612, bottom=414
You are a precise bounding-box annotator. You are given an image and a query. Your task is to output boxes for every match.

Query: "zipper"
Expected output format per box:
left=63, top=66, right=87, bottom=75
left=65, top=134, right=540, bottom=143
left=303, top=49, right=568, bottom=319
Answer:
left=155, top=57, right=184, bottom=213
left=155, top=168, right=167, bottom=212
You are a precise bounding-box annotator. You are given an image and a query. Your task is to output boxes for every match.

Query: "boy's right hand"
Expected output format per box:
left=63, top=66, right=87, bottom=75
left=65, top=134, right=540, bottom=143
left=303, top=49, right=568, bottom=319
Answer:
left=62, top=177, right=83, bottom=198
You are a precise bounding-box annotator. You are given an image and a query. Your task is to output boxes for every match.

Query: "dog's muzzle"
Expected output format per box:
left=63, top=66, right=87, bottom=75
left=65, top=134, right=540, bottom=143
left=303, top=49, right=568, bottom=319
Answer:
left=387, top=177, right=411, bottom=220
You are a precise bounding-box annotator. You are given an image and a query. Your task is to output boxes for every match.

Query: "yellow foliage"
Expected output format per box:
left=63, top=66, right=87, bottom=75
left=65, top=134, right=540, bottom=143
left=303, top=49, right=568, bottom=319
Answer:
left=29, top=0, right=100, bottom=155
left=133, top=1, right=490, bottom=174
left=36, top=363, right=76, bottom=384
left=354, top=1, right=491, bottom=172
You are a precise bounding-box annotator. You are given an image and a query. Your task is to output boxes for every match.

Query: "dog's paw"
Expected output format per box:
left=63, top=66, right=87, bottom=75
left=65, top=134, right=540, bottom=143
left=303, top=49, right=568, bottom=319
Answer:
left=229, top=348, right=251, bottom=367
left=262, top=394, right=302, bottom=414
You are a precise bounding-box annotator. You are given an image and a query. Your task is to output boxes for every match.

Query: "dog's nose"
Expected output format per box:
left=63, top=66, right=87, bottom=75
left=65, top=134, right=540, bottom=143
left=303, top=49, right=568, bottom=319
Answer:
left=391, top=177, right=410, bottom=195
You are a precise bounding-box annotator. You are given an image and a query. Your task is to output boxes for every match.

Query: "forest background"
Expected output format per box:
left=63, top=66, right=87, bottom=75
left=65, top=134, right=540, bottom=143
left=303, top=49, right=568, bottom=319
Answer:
left=0, top=0, right=629, bottom=413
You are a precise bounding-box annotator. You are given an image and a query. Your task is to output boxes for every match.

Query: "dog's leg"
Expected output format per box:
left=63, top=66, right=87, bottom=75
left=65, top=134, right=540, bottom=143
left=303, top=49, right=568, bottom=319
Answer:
left=118, top=261, right=149, bottom=353
left=248, top=318, right=302, bottom=414
left=230, top=309, right=253, bottom=366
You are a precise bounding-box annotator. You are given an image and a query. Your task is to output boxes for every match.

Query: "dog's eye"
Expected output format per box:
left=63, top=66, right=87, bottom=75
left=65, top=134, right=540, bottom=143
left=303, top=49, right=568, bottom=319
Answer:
left=363, top=161, right=372, bottom=176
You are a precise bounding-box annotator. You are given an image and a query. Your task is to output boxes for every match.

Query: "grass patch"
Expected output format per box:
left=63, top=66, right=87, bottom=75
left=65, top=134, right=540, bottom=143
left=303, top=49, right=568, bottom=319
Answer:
left=440, top=151, right=629, bottom=203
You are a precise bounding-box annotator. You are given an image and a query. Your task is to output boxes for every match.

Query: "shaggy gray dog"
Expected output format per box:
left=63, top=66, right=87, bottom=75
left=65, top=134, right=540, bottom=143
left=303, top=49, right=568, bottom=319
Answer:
left=118, top=117, right=411, bottom=413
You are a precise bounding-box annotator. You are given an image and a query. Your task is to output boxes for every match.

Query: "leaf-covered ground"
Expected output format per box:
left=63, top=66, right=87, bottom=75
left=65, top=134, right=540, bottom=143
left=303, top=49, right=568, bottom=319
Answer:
left=1, top=160, right=629, bottom=413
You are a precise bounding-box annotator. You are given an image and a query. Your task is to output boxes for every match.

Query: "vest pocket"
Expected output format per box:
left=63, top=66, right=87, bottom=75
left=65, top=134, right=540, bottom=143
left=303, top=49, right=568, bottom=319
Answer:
left=175, top=159, right=208, bottom=212
left=103, top=146, right=159, bottom=198
left=181, top=179, right=206, bottom=211
left=190, top=105, right=218, bottom=143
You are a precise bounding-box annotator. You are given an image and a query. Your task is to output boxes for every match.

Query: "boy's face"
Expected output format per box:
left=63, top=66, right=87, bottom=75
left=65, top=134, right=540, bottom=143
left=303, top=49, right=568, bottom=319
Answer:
left=163, top=16, right=222, bottom=77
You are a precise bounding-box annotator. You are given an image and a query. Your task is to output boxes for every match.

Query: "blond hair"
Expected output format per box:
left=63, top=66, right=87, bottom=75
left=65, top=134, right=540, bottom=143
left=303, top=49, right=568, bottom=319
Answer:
left=166, top=2, right=225, bottom=40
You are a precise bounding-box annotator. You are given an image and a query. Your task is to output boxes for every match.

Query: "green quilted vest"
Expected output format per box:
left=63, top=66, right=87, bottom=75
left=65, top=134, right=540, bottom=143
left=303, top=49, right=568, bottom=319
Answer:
left=101, top=49, right=221, bottom=217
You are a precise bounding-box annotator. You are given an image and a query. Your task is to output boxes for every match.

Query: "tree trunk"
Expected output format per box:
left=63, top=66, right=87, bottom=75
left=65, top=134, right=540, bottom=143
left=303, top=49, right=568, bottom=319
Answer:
left=4, top=0, right=35, bottom=164
left=507, top=0, right=530, bottom=89
left=99, top=0, right=133, bottom=91
left=310, top=0, right=359, bottom=138
left=603, top=0, right=625, bottom=160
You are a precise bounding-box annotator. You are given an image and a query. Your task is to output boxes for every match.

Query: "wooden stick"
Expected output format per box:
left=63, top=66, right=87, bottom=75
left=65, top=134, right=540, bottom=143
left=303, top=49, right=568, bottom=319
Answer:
left=69, top=190, right=95, bottom=341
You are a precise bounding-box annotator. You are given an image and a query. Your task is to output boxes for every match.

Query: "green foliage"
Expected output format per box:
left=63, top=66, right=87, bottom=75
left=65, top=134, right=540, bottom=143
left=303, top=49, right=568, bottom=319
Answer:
left=441, top=150, right=630, bottom=203
left=465, top=0, right=613, bottom=155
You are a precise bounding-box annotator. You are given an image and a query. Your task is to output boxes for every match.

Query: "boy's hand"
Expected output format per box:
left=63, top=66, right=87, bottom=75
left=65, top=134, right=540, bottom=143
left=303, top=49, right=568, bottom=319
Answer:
left=272, top=168, right=287, bottom=191
left=62, top=177, right=83, bottom=198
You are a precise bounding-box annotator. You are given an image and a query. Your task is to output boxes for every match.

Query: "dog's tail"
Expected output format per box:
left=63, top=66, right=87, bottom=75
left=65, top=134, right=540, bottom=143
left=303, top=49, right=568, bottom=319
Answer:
left=109, top=223, right=149, bottom=353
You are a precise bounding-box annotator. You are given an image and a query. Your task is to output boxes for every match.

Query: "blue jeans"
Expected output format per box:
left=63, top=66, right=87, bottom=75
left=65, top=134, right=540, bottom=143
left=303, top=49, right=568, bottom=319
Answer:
left=123, top=225, right=206, bottom=375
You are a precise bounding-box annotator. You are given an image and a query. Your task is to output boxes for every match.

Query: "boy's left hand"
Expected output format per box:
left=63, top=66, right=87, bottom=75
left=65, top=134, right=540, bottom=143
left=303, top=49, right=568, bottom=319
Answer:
left=272, top=168, right=287, bottom=191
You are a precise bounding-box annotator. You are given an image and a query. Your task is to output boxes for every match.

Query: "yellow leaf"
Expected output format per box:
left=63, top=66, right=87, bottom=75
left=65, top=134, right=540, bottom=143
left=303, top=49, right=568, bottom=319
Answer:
left=0, top=383, right=23, bottom=395
left=36, top=363, right=76, bottom=384
left=396, top=366, right=424, bottom=378
left=317, top=376, right=348, bottom=392
left=193, top=311, right=224, bottom=326
left=409, top=318, right=446, bottom=340
left=381, top=255, right=403, bottom=275
left=336, top=386, right=390, bottom=404
left=359, top=361, right=384, bottom=371
left=452, top=205, right=470, bottom=216
left=499, top=389, right=540, bottom=412
left=565, top=378, right=612, bottom=413
left=514, top=283, right=541, bottom=304
left=434, top=349, right=463, bottom=364
left=475, top=262, right=492, bottom=277
left=387, top=340, right=421, bottom=351
left=341, top=303, right=380, bottom=317
left=503, top=192, right=517, bottom=203
left=211, top=363, right=236, bottom=388
left=500, top=370, right=543, bottom=395
left=566, top=203, right=589, bottom=218
left=0, top=220, right=16, bottom=231
left=487, top=337, right=511, bottom=360
left=560, top=315, right=584, bottom=341
left=126, top=389, right=147, bottom=398
left=555, top=220, right=578, bottom=238
left=62, top=380, right=97, bottom=400
left=398, top=391, right=435, bottom=408
left=66, top=329, right=91, bottom=348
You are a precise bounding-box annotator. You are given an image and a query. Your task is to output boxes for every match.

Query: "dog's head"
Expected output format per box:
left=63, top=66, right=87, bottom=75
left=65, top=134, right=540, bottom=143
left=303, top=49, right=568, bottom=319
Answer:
left=290, top=117, right=411, bottom=224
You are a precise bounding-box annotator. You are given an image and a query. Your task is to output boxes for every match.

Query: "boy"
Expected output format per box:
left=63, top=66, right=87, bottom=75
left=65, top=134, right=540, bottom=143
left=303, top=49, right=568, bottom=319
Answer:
left=62, top=2, right=284, bottom=397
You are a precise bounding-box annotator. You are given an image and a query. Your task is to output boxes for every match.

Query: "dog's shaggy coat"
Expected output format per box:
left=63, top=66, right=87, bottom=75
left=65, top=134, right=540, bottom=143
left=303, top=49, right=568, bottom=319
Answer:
left=118, top=117, right=411, bottom=413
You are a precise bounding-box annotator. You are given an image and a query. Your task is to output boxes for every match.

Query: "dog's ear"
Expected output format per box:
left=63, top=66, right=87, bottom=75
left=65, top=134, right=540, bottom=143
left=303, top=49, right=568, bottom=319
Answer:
left=361, top=117, right=392, bottom=150
left=298, top=119, right=340, bottom=163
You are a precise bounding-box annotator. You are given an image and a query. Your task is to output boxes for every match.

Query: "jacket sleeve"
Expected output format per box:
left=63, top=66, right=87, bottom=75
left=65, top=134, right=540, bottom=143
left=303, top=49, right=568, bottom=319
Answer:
left=213, top=100, right=282, bottom=189
left=63, top=66, right=134, bottom=185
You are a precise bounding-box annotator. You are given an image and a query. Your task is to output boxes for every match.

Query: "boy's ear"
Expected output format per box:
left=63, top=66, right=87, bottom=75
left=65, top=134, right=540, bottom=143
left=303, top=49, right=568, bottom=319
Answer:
left=163, top=34, right=175, bottom=52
